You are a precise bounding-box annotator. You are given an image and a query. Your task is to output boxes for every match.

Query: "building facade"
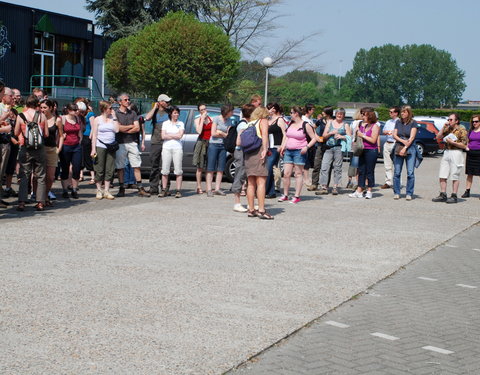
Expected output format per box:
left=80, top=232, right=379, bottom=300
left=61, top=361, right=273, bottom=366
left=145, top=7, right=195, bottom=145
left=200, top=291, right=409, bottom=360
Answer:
left=0, top=1, right=109, bottom=99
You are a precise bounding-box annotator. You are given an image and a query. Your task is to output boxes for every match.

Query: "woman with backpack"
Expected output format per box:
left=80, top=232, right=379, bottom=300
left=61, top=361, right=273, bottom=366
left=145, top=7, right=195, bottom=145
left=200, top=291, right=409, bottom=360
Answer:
left=39, top=99, right=63, bottom=206
left=59, top=103, right=83, bottom=199
left=317, top=108, right=351, bottom=195
left=14, top=95, right=49, bottom=211
left=278, top=106, right=316, bottom=204
left=243, top=106, right=273, bottom=219
left=90, top=101, right=119, bottom=200
left=206, top=104, right=233, bottom=197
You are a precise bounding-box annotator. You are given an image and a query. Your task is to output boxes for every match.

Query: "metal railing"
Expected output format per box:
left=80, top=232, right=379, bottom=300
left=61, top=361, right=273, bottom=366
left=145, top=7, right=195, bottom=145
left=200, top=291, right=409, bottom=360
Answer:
left=29, top=74, right=105, bottom=101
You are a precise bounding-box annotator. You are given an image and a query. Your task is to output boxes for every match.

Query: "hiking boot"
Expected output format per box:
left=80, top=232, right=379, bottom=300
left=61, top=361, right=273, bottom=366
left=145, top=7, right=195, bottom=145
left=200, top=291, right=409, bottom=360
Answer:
left=103, top=191, right=115, bottom=200
left=446, top=193, right=458, bottom=204
left=117, top=187, right=126, bottom=197
left=315, top=188, right=328, bottom=195
left=432, top=192, right=447, bottom=202
left=461, top=189, right=470, bottom=198
left=96, top=190, right=103, bottom=200
left=380, top=184, right=391, bottom=189
left=175, top=191, right=182, bottom=198
left=307, top=185, right=318, bottom=191
left=332, top=187, right=339, bottom=195
left=207, top=190, right=214, bottom=197
left=158, top=190, right=167, bottom=198
left=138, top=187, right=151, bottom=197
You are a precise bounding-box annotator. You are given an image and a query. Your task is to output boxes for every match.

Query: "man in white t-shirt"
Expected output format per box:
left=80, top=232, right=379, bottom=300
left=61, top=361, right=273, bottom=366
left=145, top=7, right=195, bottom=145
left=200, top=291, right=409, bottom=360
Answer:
left=381, top=106, right=400, bottom=189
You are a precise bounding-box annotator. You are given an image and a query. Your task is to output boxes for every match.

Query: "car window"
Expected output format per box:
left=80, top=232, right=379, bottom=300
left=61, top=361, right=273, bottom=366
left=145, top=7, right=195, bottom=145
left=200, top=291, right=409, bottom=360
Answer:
left=143, top=110, right=189, bottom=134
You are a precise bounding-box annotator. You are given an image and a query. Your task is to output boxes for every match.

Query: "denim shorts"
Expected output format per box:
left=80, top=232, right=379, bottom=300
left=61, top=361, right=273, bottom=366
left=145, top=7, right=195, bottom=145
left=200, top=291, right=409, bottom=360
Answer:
left=283, top=148, right=306, bottom=165
left=206, top=142, right=227, bottom=172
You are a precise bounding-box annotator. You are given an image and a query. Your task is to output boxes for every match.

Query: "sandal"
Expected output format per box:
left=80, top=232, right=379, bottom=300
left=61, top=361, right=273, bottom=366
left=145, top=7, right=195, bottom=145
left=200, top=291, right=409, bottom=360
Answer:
left=247, top=209, right=258, bottom=217
left=45, top=199, right=53, bottom=207
left=257, top=211, right=274, bottom=220
left=16, top=202, right=26, bottom=212
left=35, top=202, right=45, bottom=211
left=196, top=188, right=204, bottom=194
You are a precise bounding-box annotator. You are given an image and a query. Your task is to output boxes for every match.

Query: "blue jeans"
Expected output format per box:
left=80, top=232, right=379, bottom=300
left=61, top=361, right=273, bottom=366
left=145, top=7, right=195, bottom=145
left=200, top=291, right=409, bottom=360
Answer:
left=206, top=142, right=226, bottom=172
left=393, top=150, right=415, bottom=196
left=358, top=148, right=378, bottom=189
left=266, top=148, right=279, bottom=196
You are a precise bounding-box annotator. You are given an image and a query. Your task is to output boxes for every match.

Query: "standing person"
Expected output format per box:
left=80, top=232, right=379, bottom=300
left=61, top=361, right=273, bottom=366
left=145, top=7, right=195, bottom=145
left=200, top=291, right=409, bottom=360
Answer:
left=244, top=106, right=273, bottom=219
left=159, top=106, right=184, bottom=198
left=392, top=105, right=418, bottom=200
left=3, top=89, right=20, bottom=198
left=432, top=113, right=468, bottom=203
left=145, top=93, right=171, bottom=195
left=309, top=106, right=334, bottom=191
left=462, top=114, right=480, bottom=198
left=232, top=103, right=254, bottom=212
left=114, top=93, right=150, bottom=197
left=39, top=99, right=63, bottom=206
left=349, top=108, right=380, bottom=199
left=302, top=104, right=316, bottom=187
left=265, top=102, right=287, bottom=199
left=206, top=104, right=232, bottom=197
left=250, top=94, right=262, bottom=108
left=0, top=87, right=14, bottom=202
left=381, top=106, right=400, bottom=189
left=59, top=103, right=82, bottom=199
left=318, top=108, right=351, bottom=195
left=345, top=108, right=363, bottom=189
left=90, top=101, right=119, bottom=200
left=193, top=103, right=212, bottom=194
left=14, top=95, right=49, bottom=211
left=278, top=106, right=316, bottom=204
left=81, top=100, right=95, bottom=184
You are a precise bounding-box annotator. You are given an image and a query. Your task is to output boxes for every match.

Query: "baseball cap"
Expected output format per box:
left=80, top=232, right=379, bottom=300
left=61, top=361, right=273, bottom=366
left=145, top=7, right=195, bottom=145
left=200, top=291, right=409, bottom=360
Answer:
left=157, top=94, right=172, bottom=102
left=76, top=101, right=87, bottom=111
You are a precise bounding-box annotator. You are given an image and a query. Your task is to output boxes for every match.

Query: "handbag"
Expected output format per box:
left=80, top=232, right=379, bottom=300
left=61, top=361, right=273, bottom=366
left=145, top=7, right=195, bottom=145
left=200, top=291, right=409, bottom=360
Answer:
left=352, top=133, right=364, bottom=156
left=99, top=139, right=119, bottom=153
left=394, top=143, right=405, bottom=156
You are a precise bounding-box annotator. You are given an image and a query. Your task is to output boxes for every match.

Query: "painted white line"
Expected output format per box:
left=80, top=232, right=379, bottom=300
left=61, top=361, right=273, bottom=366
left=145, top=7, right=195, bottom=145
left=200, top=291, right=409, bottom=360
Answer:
left=370, top=332, right=400, bottom=341
left=473, top=248, right=480, bottom=252
left=445, top=244, right=458, bottom=248
left=422, top=346, right=454, bottom=355
left=456, top=284, right=477, bottom=289
left=418, top=277, right=438, bottom=282
left=325, top=321, right=350, bottom=329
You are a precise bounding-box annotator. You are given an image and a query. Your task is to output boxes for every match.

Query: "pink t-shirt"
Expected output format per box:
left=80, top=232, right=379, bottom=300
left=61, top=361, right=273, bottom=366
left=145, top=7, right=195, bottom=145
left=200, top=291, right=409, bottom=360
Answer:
left=286, top=124, right=307, bottom=149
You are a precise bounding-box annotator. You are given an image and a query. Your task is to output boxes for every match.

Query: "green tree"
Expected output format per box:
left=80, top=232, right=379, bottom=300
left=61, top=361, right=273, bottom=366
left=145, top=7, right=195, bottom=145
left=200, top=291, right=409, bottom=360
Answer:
left=343, top=44, right=465, bottom=108
left=104, top=36, right=135, bottom=93
left=86, top=0, right=211, bottom=39
left=106, top=12, right=239, bottom=103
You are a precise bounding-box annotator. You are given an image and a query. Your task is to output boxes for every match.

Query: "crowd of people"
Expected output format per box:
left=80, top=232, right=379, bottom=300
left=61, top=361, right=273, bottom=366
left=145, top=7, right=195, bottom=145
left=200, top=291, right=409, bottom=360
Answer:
left=0, top=81, right=479, bottom=219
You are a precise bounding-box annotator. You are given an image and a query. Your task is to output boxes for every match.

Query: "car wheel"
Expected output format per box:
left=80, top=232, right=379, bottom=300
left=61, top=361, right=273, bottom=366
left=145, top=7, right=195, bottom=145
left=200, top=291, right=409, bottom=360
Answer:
left=416, top=143, right=425, bottom=156
left=225, top=157, right=236, bottom=183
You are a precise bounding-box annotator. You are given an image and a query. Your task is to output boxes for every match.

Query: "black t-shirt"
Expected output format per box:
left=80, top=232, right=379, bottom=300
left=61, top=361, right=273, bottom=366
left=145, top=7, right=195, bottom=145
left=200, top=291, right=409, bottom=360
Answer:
left=395, top=119, right=417, bottom=140
left=115, top=108, right=139, bottom=144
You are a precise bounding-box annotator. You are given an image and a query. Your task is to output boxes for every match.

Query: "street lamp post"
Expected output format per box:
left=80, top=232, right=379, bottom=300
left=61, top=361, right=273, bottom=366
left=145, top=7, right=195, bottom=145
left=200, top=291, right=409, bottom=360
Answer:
left=338, top=59, right=343, bottom=90
left=262, top=56, right=274, bottom=106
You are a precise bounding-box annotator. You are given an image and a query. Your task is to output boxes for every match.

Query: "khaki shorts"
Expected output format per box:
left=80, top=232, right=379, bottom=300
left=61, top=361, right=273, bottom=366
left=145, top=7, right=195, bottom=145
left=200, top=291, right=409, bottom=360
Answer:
left=439, top=149, right=464, bottom=180
left=115, top=142, right=142, bottom=169
left=45, top=146, right=58, bottom=168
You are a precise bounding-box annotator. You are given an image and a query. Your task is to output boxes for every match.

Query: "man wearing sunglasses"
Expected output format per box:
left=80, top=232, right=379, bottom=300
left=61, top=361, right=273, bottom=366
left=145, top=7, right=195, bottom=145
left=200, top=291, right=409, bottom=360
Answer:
left=115, top=93, right=150, bottom=197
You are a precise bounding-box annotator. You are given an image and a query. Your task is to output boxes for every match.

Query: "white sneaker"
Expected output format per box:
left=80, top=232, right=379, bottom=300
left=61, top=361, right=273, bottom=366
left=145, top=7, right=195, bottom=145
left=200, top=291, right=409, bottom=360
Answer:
left=406, top=195, right=412, bottom=201
left=348, top=191, right=364, bottom=198
left=96, top=190, right=103, bottom=200
left=393, top=194, right=400, bottom=200
left=365, top=191, right=373, bottom=199
left=233, top=203, right=248, bottom=212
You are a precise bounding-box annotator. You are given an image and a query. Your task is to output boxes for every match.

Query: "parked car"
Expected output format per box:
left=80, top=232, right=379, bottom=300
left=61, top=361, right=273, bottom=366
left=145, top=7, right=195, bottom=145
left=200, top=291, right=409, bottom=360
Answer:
left=140, top=105, right=241, bottom=181
left=416, top=120, right=445, bottom=152
left=378, top=123, right=439, bottom=156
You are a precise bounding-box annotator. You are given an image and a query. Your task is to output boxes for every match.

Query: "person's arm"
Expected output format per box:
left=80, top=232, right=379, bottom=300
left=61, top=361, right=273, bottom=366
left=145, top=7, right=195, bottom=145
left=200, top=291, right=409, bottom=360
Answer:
left=144, top=103, right=158, bottom=121
left=14, top=114, right=22, bottom=138
left=446, top=129, right=468, bottom=150
left=127, top=119, right=140, bottom=133
left=140, top=119, right=146, bottom=151
left=260, top=118, right=269, bottom=160
left=195, top=114, right=207, bottom=134
left=212, top=117, right=227, bottom=138
left=360, top=124, right=379, bottom=144
left=56, top=116, right=64, bottom=154
left=90, top=117, right=98, bottom=157
left=322, top=121, right=335, bottom=139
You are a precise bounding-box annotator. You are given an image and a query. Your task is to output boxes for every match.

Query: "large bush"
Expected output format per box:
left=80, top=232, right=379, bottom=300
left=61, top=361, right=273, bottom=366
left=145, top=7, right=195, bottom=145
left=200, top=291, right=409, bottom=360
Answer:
left=105, top=12, right=240, bottom=103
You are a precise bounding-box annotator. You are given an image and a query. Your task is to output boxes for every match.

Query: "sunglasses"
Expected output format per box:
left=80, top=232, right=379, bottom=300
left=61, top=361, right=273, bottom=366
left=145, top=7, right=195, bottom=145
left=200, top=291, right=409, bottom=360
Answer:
left=473, top=120, right=480, bottom=123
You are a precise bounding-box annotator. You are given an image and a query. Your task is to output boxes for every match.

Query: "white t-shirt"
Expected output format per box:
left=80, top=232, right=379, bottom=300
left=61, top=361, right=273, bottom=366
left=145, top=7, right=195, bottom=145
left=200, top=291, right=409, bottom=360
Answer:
left=162, top=120, right=185, bottom=150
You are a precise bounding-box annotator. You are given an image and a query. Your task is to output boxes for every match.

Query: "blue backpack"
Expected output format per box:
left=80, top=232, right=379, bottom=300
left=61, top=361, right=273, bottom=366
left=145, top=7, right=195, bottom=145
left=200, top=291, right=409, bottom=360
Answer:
left=240, top=120, right=262, bottom=153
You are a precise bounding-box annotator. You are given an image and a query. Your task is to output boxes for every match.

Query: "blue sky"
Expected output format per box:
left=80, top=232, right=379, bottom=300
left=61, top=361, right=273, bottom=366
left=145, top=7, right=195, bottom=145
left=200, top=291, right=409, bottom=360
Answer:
left=4, top=0, right=479, bottom=100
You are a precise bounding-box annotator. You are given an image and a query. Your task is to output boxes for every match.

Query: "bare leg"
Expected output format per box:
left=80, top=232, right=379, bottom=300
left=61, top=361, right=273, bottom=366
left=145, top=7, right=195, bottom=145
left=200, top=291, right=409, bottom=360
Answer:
left=440, top=178, right=447, bottom=192
left=133, top=168, right=142, bottom=183
left=206, top=171, right=213, bottom=192
left=117, top=168, right=125, bottom=184
left=452, top=180, right=460, bottom=194
left=215, top=171, right=223, bottom=191
left=294, top=165, right=304, bottom=197
left=466, top=175, right=473, bottom=190
left=256, top=176, right=266, bottom=212
left=161, top=174, right=169, bottom=190
left=247, top=176, right=256, bottom=210
left=283, top=163, right=293, bottom=196
left=176, top=174, right=182, bottom=190
left=196, top=168, right=203, bottom=190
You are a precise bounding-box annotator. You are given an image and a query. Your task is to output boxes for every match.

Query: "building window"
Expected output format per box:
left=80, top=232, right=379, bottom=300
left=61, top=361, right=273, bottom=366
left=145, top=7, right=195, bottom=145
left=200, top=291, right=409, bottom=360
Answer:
left=55, top=36, right=85, bottom=87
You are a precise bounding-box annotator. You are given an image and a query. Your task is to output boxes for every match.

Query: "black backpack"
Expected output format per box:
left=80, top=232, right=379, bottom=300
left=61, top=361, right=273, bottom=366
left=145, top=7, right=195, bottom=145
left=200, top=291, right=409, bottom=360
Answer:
left=19, top=111, right=43, bottom=150
left=223, top=122, right=240, bottom=153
